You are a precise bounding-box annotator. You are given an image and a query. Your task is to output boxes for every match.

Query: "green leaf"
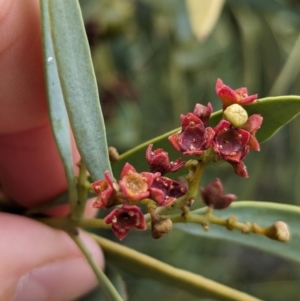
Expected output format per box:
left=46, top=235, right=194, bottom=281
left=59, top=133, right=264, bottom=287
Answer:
left=41, top=0, right=111, bottom=182
left=40, top=0, right=78, bottom=206
left=112, top=96, right=300, bottom=176
left=176, top=201, right=300, bottom=263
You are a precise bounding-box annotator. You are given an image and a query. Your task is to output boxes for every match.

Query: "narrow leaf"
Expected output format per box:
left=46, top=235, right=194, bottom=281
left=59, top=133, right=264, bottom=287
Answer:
left=176, top=201, right=300, bottom=263
left=40, top=0, right=78, bottom=206
left=45, top=0, right=111, bottom=181
left=185, top=0, right=225, bottom=40
left=112, top=96, right=300, bottom=176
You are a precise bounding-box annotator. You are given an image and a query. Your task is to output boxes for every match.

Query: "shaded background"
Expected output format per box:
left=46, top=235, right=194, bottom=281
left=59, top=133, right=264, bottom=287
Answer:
left=78, top=0, right=300, bottom=300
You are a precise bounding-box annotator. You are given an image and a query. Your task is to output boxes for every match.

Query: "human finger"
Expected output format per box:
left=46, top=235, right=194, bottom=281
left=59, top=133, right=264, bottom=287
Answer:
left=0, top=213, right=104, bottom=301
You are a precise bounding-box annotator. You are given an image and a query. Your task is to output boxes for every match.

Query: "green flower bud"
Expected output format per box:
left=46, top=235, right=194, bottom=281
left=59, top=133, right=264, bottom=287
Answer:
left=267, top=221, right=290, bottom=242
left=151, top=217, right=173, bottom=239
left=223, top=104, right=248, bottom=128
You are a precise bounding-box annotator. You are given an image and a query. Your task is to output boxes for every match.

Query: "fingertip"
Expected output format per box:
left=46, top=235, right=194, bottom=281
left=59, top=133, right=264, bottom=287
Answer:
left=0, top=213, right=104, bottom=301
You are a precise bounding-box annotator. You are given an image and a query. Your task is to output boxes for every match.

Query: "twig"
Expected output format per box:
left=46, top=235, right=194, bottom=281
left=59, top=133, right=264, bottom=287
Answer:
left=90, top=233, right=263, bottom=301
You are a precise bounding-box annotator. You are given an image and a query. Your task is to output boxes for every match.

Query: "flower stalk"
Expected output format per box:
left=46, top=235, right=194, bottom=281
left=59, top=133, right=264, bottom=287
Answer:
left=167, top=209, right=290, bottom=242
left=150, top=158, right=208, bottom=220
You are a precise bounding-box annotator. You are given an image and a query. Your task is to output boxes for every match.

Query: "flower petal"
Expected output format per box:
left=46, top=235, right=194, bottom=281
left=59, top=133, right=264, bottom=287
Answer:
left=120, top=162, right=136, bottom=179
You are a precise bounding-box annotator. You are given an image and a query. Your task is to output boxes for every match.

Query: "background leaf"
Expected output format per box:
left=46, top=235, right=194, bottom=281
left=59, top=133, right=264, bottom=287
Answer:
left=176, top=201, right=300, bottom=263
left=44, top=0, right=111, bottom=181
left=185, top=0, right=225, bottom=41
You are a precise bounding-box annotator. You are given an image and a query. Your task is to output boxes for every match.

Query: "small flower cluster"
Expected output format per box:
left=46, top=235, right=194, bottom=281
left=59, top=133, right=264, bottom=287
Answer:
left=92, top=152, right=187, bottom=240
left=169, top=79, right=263, bottom=178
left=91, top=78, right=263, bottom=240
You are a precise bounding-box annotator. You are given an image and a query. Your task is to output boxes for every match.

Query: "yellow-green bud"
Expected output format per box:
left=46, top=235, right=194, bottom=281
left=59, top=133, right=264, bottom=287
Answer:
left=151, top=217, right=173, bottom=239
left=265, top=221, right=290, bottom=242
left=108, top=146, right=119, bottom=162
left=223, top=104, right=248, bottom=127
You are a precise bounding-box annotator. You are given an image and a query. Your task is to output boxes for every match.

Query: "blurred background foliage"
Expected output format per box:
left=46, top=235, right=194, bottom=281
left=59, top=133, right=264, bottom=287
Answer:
left=78, top=0, right=300, bottom=300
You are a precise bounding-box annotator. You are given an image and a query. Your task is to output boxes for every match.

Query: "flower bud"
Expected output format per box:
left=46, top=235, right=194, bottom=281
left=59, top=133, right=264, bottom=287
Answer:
left=223, top=104, right=248, bottom=128
left=266, top=221, right=290, bottom=242
left=108, top=146, right=119, bottom=162
left=192, top=103, right=213, bottom=127
left=200, top=178, right=236, bottom=209
left=151, top=217, right=173, bottom=239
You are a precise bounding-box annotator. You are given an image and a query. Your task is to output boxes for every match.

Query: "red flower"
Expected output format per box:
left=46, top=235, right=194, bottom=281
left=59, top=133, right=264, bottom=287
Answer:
left=146, top=144, right=185, bottom=175
left=119, top=162, right=158, bottom=201
left=240, top=114, right=263, bottom=151
left=215, top=78, right=257, bottom=109
left=104, top=205, right=146, bottom=240
left=149, top=176, right=187, bottom=206
left=92, top=171, right=119, bottom=208
left=180, top=112, right=203, bottom=130
left=200, top=178, right=236, bottom=209
left=212, top=120, right=250, bottom=163
left=169, top=113, right=215, bottom=156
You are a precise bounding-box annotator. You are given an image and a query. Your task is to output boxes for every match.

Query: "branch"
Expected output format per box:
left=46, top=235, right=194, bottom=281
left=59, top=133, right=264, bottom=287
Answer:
left=90, top=233, right=263, bottom=301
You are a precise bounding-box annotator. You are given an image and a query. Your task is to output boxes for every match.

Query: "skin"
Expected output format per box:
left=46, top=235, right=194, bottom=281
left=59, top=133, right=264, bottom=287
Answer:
left=0, top=1, right=104, bottom=300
